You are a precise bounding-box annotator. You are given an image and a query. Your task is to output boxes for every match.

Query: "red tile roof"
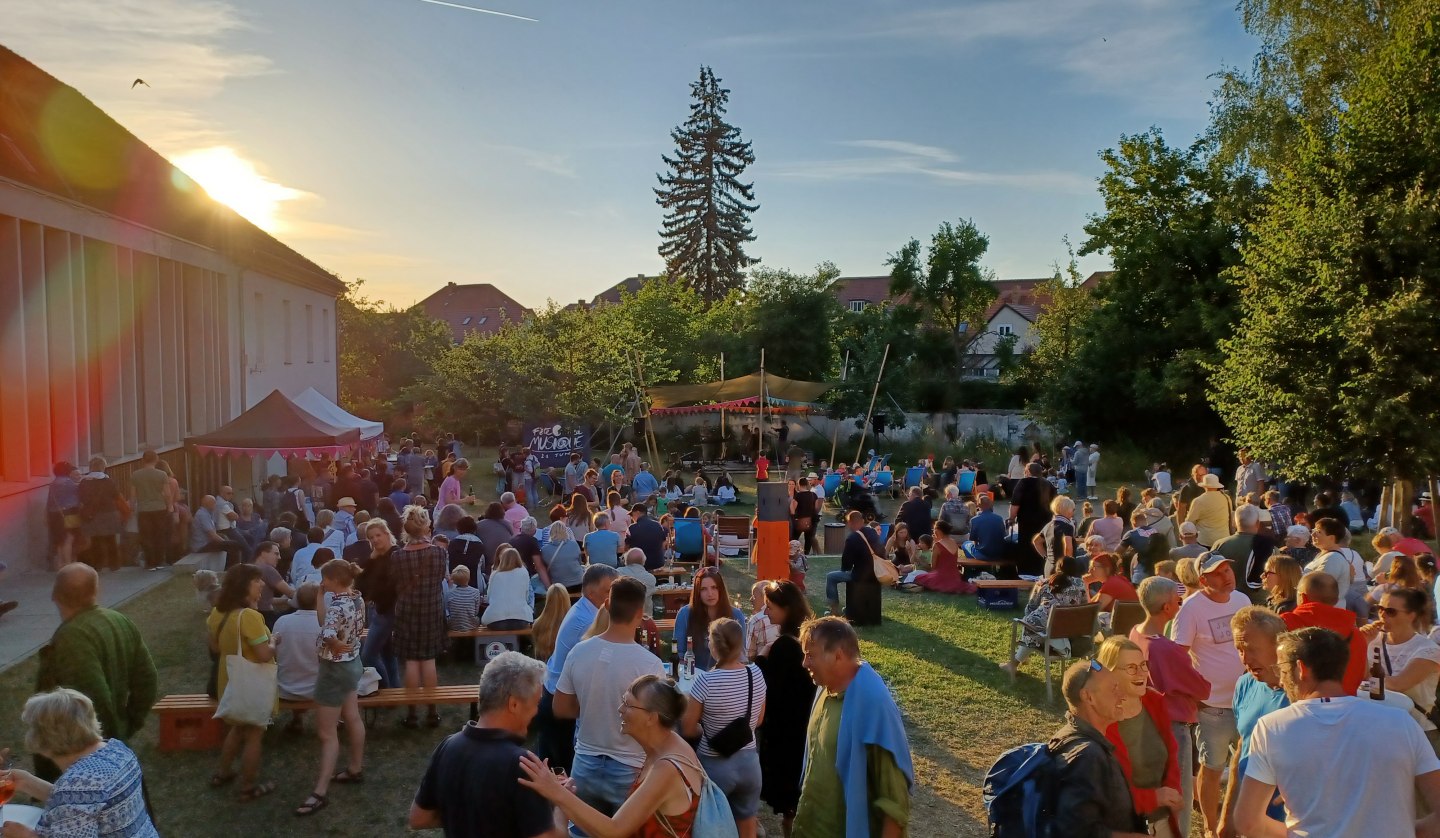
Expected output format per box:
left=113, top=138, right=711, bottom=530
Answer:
left=0, top=45, right=342, bottom=296
left=418, top=282, right=530, bottom=342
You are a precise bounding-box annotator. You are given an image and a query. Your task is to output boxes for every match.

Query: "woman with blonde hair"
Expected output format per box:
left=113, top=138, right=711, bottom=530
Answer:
left=357, top=519, right=400, bottom=689
left=1262, top=554, right=1302, bottom=614
left=1175, top=557, right=1201, bottom=601
left=0, top=688, right=160, bottom=835
left=542, top=521, right=586, bottom=593
left=392, top=505, right=448, bottom=728
left=531, top=582, right=571, bottom=661
left=1097, top=635, right=1182, bottom=837
left=482, top=547, right=534, bottom=631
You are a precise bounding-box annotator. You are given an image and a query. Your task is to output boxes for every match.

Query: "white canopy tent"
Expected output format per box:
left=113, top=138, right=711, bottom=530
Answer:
left=293, top=387, right=385, bottom=441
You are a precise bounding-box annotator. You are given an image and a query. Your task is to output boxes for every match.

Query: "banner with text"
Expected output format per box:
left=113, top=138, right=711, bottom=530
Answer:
left=525, top=420, right=590, bottom=468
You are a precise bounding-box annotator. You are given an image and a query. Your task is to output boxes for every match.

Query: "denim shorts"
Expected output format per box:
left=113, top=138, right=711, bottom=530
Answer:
left=1195, top=705, right=1238, bottom=770
left=570, top=752, right=640, bottom=836
left=313, top=656, right=362, bottom=707
left=700, top=748, right=762, bottom=820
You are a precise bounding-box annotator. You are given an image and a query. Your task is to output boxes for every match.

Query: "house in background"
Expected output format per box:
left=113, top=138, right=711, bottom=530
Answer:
left=964, top=272, right=1110, bottom=379
left=0, top=44, right=343, bottom=570
left=564, top=272, right=655, bottom=311
left=419, top=282, right=530, bottom=343
left=829, top=275, right=899, bottom=312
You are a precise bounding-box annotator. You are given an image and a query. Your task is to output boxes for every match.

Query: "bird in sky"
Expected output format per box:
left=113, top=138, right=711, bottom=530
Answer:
left=131, top=78, right=149, bottom=88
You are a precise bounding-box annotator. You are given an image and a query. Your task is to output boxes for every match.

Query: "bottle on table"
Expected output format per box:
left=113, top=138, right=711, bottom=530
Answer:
left=1370, top=643, right=1387, bottom=701
left=683, top=651, right=695, bottom=680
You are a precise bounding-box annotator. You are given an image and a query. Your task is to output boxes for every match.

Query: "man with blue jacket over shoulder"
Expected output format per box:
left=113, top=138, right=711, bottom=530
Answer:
left=793, top=616, right=912, bottom=837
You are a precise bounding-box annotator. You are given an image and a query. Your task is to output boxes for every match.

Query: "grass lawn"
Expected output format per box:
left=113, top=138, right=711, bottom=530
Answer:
left=0, top=476, right=1206, bottom=837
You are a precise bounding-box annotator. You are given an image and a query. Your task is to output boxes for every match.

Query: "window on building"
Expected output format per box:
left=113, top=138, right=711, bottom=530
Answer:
left=322, top=308, right=330, bottom=362
left=461, top=316, right=472, bottom=326
left=283, top=299, right=292, bottom=364
left=997, top=324, right=1014, bottom=337
left=306, top=304, right=314, bottom=363
left=253, top=292, right=265, bottom=367
left=848, top=300, right=867, bottom=313
left=477, top=316, right=487, bottom=325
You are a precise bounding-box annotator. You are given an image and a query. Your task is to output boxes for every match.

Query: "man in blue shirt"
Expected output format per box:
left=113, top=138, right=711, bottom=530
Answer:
left=1219, top=606, right=1290, bottom=835
left=534, top=564, right=616, bottom=773
left=630, top=464, right=659, bottom=506
left=964, top=494, right=1008, bottom=562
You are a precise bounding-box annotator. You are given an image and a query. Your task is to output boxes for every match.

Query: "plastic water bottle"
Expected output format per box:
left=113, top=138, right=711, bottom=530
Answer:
left=683, top=651, right=695, bottom=680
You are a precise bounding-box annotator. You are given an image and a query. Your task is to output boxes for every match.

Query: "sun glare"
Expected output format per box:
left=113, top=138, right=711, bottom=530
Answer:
left=171, top=146, right=305, bottom=233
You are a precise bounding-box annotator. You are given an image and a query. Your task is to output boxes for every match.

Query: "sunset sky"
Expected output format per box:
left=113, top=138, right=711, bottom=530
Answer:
left=7, top=0, right=1256, bottom=309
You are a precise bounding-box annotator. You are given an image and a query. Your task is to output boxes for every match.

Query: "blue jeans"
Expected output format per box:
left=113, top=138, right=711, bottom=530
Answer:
left=570, top=753, right=640, bottom=837
left=825, top=570, right=852, bottom=603
left=361, top=609, right=399, bottom=689
left=1174, top=721, right=1195, bottom=838
left=1075, top=473, right=1089, bottom=499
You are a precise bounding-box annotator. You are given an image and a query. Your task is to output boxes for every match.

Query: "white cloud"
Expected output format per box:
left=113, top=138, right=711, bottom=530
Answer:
left=710, top=0, right=1222, bottom=111
left=486, top=145, right=579, bottom=178
left=770, top=140, right=1092, bottom=194
left=6, top=0, right=271, bottom=149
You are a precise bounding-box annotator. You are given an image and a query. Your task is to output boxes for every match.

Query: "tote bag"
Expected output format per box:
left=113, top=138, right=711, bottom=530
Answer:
left=213, top=612, right=278, bottom=727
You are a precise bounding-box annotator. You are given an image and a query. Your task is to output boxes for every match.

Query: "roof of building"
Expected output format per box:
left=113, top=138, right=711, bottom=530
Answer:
left=830, top=275, right=895, bottom=304
left=0, top=45, right=342, bottom=296
left=418, top=282, right=530, bottom=342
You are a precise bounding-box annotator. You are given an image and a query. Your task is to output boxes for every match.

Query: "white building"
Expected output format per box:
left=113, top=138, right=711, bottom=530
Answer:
left=0, top=45, right=344, bottom=570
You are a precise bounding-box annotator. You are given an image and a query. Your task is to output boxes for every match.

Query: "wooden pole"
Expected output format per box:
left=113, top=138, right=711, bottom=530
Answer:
left=719, top=353, right=727, bottom=462
left=757, top=349, right=766, bottom=466
left=828, top=350, right=849, bottom=468
left=1430, top=476, right=1440, bottom=559
left=854, top=344, right=891, bottom=465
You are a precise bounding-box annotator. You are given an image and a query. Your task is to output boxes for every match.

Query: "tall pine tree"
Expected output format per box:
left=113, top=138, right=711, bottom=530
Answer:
left=655, top=66, right=759, bottom=302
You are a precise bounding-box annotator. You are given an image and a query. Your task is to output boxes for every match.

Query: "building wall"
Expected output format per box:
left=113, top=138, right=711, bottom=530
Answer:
left=240, top=269, right=338, bottom=407
left=971, top=306, right=1037, bottom=354
left=0, top=181, right=337, bottom=570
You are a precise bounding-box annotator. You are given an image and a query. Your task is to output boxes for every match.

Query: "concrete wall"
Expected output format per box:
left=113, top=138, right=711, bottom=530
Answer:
left=240, top=269, right=339, bottom=407
left=648, top=409, right=1045, bottom=457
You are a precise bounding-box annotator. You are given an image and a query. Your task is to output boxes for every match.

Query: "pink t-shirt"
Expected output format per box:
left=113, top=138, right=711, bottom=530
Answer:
left=504, top=503, right=528, bottom=534
left=438, top=475, right=463, bottom=508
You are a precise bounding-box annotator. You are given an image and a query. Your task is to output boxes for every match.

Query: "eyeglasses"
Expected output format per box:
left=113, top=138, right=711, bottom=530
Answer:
left=1261, top=569, right=1277, bottom=577
left=619, top=699, right=647, bottom=713
left=1119, top=661, right=1150, bottom=676
left=1088, top=658, right=1104, bottom=672
left=1380, top=606, right=1410, bottom=617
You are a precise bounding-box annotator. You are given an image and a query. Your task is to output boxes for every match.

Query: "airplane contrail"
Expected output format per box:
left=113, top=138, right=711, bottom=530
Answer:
left=414, top=0, right=537, bottom=21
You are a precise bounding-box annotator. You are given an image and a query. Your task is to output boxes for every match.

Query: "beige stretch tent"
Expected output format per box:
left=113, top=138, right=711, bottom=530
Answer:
left=645, top=373, right=831, bottom=410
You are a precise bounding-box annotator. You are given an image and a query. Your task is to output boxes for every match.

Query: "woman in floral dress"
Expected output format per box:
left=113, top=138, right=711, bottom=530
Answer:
left=999, top=555, right=1089, bottom=677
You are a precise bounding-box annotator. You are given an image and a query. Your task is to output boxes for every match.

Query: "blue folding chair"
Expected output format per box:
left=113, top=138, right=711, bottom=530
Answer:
left=957, top=470, right=976, bottom=494
left=873, top=470, right=894, bottom=494
left=904, top=466, right=926, bottom=489
left=674, top=518, right=704, bottom=561
left=824, top=473, right=843, bottom=495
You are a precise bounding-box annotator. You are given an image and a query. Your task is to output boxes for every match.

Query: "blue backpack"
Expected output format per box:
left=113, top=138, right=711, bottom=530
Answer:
left=982, top=739, right=1069, bottom=838
left=654, top=757, right=739, bottom=838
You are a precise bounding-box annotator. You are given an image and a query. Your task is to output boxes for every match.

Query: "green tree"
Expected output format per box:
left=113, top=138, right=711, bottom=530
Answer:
left=1212, top=0, right=1399, bottom=173
left=886, top=219, right=997, bottom=376
left=1019, top=249, right=1099, bottom=429
left=655, top=66, right=759, bottom=302
left=707, top=263, right=843, bottom=381
left=1211, top=1, right=1440, bottom=481
left=1062, top=129, right=1255, bottom=441
left=337, top=279, right=452, bottom=429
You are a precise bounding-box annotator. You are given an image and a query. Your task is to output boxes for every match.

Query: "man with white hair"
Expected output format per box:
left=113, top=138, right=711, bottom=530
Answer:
left=409, top=652, right=560, bottom=836
left=582, top=512, right=622, bottom=568
left=502, top=492, right=527, bottom=534
left=616, top=547, right=657, bottom=610
left=1212, top=503, right=1276, bottom=603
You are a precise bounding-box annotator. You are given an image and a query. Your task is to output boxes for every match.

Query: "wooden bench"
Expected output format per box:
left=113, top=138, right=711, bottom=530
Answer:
left=973, top=579, right=1035, bottom=589
left=716, top=516, right=751, bottom=539
left=154, top=685, right=481, bottom=752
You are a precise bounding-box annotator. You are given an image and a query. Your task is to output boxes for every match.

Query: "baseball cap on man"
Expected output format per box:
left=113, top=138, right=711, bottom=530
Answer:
left=1179, top=521, right=1199, bottom=535
left=1197, top=552, right=1228, bottom=574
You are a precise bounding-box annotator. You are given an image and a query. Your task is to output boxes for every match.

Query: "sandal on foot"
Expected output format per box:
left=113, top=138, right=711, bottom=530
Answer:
left=294, top=793, right=328, bottom=816
left=209, top=772, right=237, bottom=788
left=238, top=781, right=276, bottom=802
left=331, top=769, right=364, bottom=784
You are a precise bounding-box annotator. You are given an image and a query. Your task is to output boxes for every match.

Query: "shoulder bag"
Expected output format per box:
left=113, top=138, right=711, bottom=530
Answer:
left=213, top=611, right=278, bottom=727
left=706, top=667, right=755, bottom=757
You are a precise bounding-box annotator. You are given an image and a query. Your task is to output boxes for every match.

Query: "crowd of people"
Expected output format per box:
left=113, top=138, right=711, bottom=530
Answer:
left=10, top=428, right=1440, bottom=837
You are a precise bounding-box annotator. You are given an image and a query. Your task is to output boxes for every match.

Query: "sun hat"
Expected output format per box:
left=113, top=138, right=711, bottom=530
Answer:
left=1199, top=473, right=1224, bottom=489
left=337, top=497, right=357, bottom=509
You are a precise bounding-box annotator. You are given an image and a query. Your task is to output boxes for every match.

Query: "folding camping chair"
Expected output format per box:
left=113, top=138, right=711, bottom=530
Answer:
left=1009, top=602, right=1101, bottom=702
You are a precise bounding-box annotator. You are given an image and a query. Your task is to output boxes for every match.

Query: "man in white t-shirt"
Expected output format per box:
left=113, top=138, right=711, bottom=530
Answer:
left=272, top=583, right=322, bottom=702
left=1171, top=551, right=1249, bottom=838
left=1237, top=625, right=1440, bottom=837
left=554, top=577, right=663, bottom=826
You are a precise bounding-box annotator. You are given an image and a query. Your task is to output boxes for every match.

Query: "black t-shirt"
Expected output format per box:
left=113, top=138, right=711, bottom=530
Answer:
left=1041, top=518, right=1076, bottom=577
left=793, top=490, right=818, bottom=519
left=1177, top=482, right=1205, bottom=508
left=508, top=533, right=543, bottom=576
left=415, top=724, right=554, bottom=838
left=626, top=516, right=667, bottom=570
